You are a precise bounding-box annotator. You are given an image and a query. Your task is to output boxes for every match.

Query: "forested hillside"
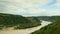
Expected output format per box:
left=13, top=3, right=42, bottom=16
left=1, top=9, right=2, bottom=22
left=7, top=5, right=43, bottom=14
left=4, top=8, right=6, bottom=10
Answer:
left=31, top=16, right=59, bottom=22
left=0, top=13, right=41, bottom=30
left=31, top=16, right=60, bottom=34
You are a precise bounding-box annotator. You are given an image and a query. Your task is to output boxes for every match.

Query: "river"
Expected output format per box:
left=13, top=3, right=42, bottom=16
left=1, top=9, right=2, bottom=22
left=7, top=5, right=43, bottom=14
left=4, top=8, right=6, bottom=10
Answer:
left=0, top=20, right=52, bottom=34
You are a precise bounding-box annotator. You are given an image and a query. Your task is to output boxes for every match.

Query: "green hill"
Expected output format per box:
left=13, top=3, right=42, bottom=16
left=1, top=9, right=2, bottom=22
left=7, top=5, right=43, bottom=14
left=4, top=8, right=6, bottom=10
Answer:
left=31, top=16, right=60, bottom=34
left=0, top=13, right=41, bottom=30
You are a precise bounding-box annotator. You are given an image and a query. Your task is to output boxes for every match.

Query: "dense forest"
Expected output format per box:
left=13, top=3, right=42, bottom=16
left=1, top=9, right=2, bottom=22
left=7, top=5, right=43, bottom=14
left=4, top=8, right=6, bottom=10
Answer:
left=1, top=13, right=60, bottom=34
left=37, top=16, right=59, bottom=22
left=0, top=13, right=41, bottom=30
left=28, top=16, right=58, bottom=22
left=31, top=16, right=60, bottom=34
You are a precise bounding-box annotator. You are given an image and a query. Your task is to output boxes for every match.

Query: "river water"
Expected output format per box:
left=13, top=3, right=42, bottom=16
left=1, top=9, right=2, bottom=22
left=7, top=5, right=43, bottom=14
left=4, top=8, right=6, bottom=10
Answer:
left=0, top=20, right=52, bottom=34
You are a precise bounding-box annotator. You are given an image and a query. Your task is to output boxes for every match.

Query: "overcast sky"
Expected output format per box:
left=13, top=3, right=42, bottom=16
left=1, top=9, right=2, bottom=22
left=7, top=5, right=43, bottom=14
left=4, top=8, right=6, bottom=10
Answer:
left=0, top=0, right=60, bottom=16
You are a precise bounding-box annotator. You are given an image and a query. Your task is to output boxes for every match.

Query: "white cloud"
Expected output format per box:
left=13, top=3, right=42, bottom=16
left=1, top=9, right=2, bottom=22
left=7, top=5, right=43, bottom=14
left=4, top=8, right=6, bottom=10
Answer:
left=0, top=0, right=51, bottom=14
left=27, top=9, right=47, bottom=14
left=47, top=10, right=60, bottom=16
left=54, top=0, right=60, bottom=7
left=29, top=9, right=60, bottom=16
left=0, top=0, right=60, bottom=16
left=15, top=0, right=51, bottom=7
left=22, top=9, right=60, bottom=16
left=0, top=0, right=51, bottom=7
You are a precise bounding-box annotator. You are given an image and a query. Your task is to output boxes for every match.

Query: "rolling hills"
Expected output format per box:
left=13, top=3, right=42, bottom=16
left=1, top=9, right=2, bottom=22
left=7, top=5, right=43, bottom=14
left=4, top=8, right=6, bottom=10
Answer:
left=0, top=13, right=41, bottom=30
left=31, top=16, right=60, bottom=34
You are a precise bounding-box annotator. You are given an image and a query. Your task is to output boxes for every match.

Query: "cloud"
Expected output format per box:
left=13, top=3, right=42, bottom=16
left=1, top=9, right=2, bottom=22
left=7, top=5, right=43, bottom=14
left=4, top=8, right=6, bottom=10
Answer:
left=47, top=10, right=60, bottom=16
left=0, top=0, right=51, bottom=14
left=54, top=0, right=60, bottom=7
left=0, top=0, right=60, bottom=16
left=27, top=9, right=47, bottom=14
left=0, top=0, right=51, bottom=7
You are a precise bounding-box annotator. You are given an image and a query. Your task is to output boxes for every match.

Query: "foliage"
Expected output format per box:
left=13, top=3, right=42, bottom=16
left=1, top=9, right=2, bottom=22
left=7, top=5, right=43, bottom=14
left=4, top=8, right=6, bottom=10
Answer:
left=31, top=16, right=60, bottom=34
left=0, top=13, right=41, bottom=30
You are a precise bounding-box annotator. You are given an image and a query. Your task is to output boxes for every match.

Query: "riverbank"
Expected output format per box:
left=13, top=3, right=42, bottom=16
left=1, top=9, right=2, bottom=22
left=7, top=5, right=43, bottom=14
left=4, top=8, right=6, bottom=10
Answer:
left=0, top=21, right=52, bottom=34
left=31, top=17, right=60, bottom=34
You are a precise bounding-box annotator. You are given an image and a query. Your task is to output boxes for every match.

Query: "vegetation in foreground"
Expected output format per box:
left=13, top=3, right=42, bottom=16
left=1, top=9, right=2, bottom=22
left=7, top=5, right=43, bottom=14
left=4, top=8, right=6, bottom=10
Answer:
left=31, top=16, right=60, bottom=34
left=0, top=13, right=41, bottom=30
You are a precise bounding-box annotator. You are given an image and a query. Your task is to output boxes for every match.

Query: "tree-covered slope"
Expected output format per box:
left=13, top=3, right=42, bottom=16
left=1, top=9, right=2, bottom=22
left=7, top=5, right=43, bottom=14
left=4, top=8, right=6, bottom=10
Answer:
left=31, top=16, right=60, bottom=34
left=30, top=16, right=60, bottom=22
left=0, top=13, right=41, bottom=30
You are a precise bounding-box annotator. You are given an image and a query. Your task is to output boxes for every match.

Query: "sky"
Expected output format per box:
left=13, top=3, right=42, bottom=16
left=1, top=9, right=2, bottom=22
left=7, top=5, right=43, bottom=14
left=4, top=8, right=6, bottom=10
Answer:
left=0, top=0, right=60, bottom=16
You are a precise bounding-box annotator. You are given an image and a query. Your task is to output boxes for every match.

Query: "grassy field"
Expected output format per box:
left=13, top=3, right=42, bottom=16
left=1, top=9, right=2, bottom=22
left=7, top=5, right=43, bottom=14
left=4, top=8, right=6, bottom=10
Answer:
left=31, top=16, right=60, bottom=34
left=0, top=13, right=41, bottom=30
